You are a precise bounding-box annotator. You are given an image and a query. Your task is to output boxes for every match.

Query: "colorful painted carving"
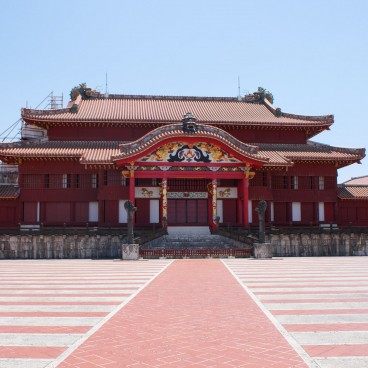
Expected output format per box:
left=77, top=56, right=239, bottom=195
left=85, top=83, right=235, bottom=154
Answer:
left=141, top=188, right=153, bottom=197
left=218, top=188, right=231, bottom=198
left=140, top=142, right=241, bottom=163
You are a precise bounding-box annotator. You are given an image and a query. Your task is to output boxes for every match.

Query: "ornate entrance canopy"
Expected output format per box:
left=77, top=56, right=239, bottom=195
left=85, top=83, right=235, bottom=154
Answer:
left=113, top=120, right=269, bottom=173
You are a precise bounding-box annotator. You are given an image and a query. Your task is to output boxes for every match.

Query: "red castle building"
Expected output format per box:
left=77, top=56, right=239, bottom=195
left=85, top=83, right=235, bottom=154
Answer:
left=0, top=86, right=366, bottom=230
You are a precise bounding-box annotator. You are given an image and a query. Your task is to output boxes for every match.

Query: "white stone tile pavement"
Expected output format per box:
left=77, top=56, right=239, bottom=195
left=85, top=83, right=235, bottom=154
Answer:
left=0, top=359, right=53, bottom=368
left=0, top=334, right=82, bottom=346
left=224, top=257, right=368, bottom=366
left=293, top=331, right=368, bottom=345
left=314, top=357, right=368, bottom=368
left=0, top=317, right=102, bottom=326
left=257, top=293, right=368, bottom=300
left=0, top=305, right=115, bottom=312
left=276, top=314, right=368, bottom=324
left=265, top=301, right=368, bottom=310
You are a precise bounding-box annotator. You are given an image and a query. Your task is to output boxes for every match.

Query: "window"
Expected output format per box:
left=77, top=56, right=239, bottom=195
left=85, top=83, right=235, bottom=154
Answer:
left=324, top=176, right=336, bottom=189
left=318, top=176, right=324, bottom=190
left=291, top=176, right=298, bottom=190
left=103, top=171, right=126, bottom=187
left=62, top=174, right=71, bottom=189
left=22, top=174, right=43, bottom=189
left=298, top=176, right=314, bottom=190
left=250, top=172, right=267, bottom=187
left=271, top=176, right=288, bottom=189
left=74, top=174, right=80, bottom=188
left=91, top=174, right=98, bottom=189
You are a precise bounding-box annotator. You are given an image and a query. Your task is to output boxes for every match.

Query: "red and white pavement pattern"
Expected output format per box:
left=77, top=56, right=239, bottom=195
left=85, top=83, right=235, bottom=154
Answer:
left=1, top=258, right=368, bottom=367
left=224, top=257, right=368, bottom=368
left=0, top=260, right=171, bottom=368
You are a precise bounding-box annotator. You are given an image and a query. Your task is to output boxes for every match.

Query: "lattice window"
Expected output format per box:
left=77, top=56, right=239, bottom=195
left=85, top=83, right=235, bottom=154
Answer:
left=74, top=174, right=99, bottom=189
left=250, top=172, right=267, bottom=187
left=91, top=174, right=98, bottom=189
left=136, top=178, right=158, bottom=186
left=23, top=174, right=44, bottom=189
left=271, top=176, right=288, bottom=189
left=44, top=174, right=64, bottom=189
left=324, top=176, right=336, bottom=189
left=168, top=179, right=208, bottom=191
left=104, top=170, right=125, bottom=186
left=291, top=176, right=298, bottom=190
left=298, top=176, right=314, bottom=190
left=318, top=176, right=324, bottom=190
left=62, top=174, right=71, bottom=189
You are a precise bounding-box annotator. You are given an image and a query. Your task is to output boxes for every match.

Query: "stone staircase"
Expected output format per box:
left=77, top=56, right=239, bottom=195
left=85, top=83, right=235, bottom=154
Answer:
left=141, top=226, right=246, bottom=249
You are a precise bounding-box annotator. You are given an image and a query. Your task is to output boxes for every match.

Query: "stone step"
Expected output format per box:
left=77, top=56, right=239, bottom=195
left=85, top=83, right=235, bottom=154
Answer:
left=142, top=233, right=247, bottom=249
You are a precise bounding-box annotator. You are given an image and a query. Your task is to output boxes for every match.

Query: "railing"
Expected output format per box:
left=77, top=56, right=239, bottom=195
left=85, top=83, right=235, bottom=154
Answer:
left=219, top=224, right=368, bottom=238
left=0, top=165, right=18, bottom=185
left=139, top=248, right=253, bottom=259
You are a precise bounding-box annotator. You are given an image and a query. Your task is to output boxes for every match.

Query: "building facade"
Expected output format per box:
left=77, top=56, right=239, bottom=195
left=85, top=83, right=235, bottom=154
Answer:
left=0, top=88, right=366, bottom=230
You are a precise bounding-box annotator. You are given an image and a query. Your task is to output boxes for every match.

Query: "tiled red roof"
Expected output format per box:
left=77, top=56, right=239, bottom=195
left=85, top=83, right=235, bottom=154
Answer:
left=0, top=185, right=19, bottom=199
left=21, top=95, right=333, bottom=130
left=114, top=124, right=269, bottom=164
left=0, top=140, right=363, bottom=167
left=343, top=175, right=368, bottom=185
left=338, top=185, right=368, bottom=200
left=0, top=141, right=121, bottom=165
left=257, top=141, right=365, bottom=168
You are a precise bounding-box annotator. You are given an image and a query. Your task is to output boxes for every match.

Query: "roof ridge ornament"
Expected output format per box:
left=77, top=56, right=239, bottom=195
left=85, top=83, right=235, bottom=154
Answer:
left=182, top=112, right=198, bottom=133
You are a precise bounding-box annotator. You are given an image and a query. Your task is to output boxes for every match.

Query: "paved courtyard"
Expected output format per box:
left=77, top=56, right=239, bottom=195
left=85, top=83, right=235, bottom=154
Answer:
left=0, top=257, right=368, bottom=368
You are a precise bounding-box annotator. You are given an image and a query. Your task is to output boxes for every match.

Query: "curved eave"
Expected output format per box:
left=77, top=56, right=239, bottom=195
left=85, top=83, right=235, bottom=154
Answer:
left=22, top=116, right=332, bottom=132
left=112, top=124, right=269, bottom=166
left=113, top=137, right=268, bottom=167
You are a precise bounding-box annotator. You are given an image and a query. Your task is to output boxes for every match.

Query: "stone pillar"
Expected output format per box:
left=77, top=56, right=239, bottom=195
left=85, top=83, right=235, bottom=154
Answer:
left=253, top=200, right=272, bottom=259
left=122, top=200, right=139, bottom=260
left=161, top=179, right=168, bottom=229
left=128, top=167, right=135, bottom=204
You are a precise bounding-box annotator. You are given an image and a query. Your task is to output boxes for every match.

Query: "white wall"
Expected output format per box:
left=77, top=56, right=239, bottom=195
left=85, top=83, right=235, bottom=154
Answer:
left=119, top=200, right=128, bottom=223
left=319, top=202, right=325, bottom=222
left=149, top=200, right=160, bottom=223
left=292, top=202, right=301, bottom=222
left=89, top=202, right=99, bottom=222
left=217, top=200, right=223, bottom=223
left=248, top=200, right=252, bottom=223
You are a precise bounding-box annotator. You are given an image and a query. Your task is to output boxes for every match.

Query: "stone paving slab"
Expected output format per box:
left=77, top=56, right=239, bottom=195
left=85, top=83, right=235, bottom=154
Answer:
left=2, top=258, right=368, bottom=367
left=55, top=259, right=308, bottom=368
left=224, top=257, right=368, bottom=368
left=0, top=260, right=171, bottom=368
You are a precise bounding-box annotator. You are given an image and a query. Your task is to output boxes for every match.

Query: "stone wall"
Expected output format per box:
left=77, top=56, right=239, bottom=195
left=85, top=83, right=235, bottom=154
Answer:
left=269, top=232, right=368, bottom=257
left=1, top=232, right=368, bottom=259
left=0, top=234, right=126, bottom=259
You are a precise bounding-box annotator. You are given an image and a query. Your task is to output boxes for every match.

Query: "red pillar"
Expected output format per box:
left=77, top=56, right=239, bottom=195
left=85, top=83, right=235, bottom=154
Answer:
left=243, top=177, right=249, bottom=228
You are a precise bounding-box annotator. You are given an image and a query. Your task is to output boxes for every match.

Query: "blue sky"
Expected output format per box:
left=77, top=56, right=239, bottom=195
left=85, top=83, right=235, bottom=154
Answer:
left=0, top=0, right=367, bottom=182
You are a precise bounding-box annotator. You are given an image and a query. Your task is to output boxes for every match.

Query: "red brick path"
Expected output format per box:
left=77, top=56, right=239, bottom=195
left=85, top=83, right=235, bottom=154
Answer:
left=57, top=260, right=307, bottom=368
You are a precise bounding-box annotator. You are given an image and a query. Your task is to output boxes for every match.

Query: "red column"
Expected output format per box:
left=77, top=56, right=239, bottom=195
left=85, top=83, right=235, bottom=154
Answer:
left=243, top=177, right=249, bottom=228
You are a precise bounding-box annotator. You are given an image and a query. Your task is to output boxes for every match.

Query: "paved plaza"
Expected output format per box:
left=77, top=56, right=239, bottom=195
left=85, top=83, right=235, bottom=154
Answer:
left=0, top=258, right=368, bottom=367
